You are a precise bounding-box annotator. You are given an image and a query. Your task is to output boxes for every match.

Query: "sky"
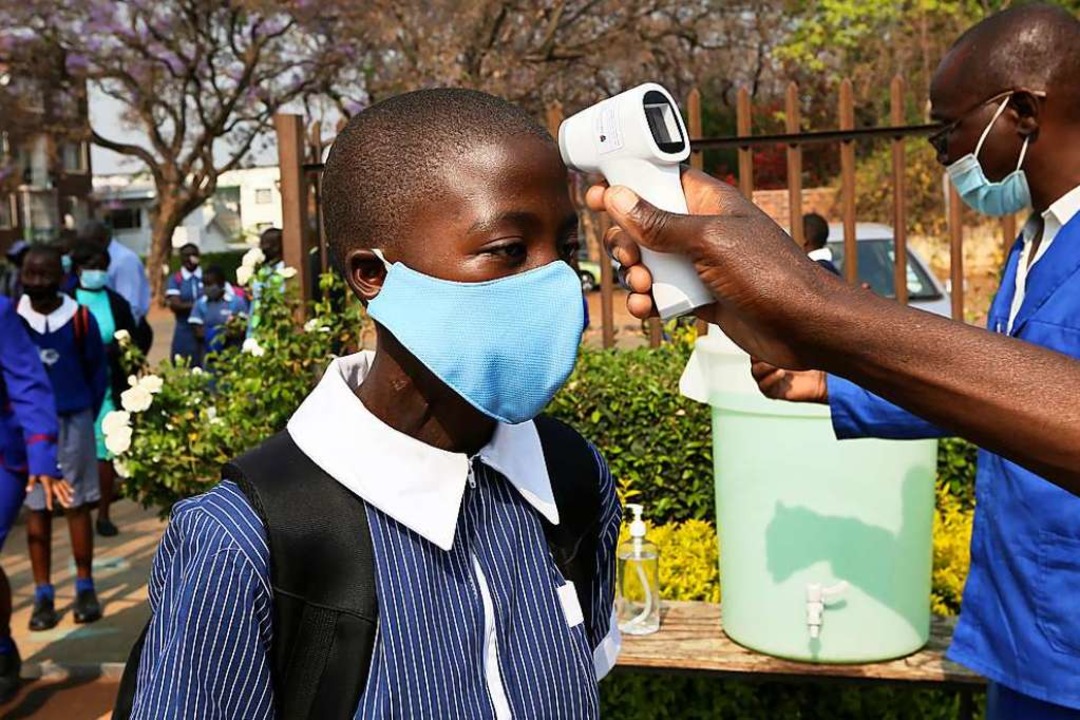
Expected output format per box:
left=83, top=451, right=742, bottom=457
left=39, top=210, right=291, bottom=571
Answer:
left=89, top=87, right=279, bottom=176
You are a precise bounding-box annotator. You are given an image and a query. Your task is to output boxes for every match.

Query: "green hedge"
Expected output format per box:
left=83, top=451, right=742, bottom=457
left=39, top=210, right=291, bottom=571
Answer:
left=548, top=337, right=714, bottom=522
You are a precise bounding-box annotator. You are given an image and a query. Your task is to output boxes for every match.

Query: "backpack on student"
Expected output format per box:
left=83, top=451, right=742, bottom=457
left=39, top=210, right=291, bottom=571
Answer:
left=113, top=415, right=605, bottom=719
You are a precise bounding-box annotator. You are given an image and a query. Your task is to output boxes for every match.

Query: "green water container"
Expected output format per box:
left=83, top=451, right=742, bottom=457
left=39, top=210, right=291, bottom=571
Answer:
left=680, top=328, right=937, bottom=663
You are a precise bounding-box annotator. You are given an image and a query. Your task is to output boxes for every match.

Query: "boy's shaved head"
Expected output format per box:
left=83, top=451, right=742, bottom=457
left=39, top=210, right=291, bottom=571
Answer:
left=321, top=88, right=555, bottom=271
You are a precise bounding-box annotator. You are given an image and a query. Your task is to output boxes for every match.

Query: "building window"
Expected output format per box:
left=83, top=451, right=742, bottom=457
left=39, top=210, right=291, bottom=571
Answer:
left=255, top=188, right=273, bottom=204
left=20, top=188, right=59, bottom=241
left=106, top=207, right=142, bottom=231
left=60, top=142, right=88, bottom=174
left=0, top=195, right=14, bottom=230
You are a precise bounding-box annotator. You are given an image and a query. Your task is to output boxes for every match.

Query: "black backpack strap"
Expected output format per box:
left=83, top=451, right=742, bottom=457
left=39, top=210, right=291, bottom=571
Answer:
left=223, top=431, right=378, bottom=720
left=534, top=414, right=605, bottom=633
left=112, top=622, right=148, bottom=719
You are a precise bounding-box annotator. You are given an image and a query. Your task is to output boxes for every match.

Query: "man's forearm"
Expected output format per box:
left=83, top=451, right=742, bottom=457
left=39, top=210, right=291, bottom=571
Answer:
left=804, top=286, right=1080, bottom=493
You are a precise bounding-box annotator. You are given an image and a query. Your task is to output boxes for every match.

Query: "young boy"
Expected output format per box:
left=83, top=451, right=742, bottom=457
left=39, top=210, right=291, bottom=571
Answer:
left=125, top=89, right=621, bottom=718
left=18, top=246, right=105, bottom=629
left=188, top=265, right=248, bottom=357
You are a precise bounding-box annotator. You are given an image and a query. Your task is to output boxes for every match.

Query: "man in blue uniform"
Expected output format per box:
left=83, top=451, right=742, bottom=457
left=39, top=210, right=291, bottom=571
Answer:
left=753, top=6, right=1080, bottom=717
left=0, top=295, right=69, bottom=701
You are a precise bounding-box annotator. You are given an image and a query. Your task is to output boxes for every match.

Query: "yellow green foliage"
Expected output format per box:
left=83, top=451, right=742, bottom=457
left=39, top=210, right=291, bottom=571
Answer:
left=623, top=493, right=972, bottom=614
left=619, top=519, right=721, bottom=603
left=931, top=485, right=973, bottom=616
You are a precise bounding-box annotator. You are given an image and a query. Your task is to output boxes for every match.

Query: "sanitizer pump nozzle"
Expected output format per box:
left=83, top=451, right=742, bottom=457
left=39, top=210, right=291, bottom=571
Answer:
left=617, top=503, right=661, bottom=635
left=558, top=83, right=714, bottom=319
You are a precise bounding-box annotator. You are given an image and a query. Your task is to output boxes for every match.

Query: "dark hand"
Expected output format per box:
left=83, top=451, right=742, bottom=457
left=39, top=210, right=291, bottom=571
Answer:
left=585, top=168, right=839, bottom=370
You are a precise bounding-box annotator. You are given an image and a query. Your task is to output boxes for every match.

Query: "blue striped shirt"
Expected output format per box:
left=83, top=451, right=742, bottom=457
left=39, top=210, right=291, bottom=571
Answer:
left=133, top=458, right=619, bottom=719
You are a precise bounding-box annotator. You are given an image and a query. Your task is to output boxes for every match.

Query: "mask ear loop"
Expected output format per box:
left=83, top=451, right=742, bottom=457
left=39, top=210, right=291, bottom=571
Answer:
left=370, top=248, right=393, bottom=273
left=974, top=94, right=1014, bottom=159
left=1014, top=135, right=1030, bottom=173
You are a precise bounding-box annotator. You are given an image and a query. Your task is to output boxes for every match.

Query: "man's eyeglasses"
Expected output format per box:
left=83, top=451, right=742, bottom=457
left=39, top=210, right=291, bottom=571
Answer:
left=927, top=89, right=1046, bottom=157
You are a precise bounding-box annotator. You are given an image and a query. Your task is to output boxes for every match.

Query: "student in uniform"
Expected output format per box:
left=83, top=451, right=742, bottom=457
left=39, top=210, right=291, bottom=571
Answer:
left=0, top=295, right=68, bottom=700
left=166, top=243, right=203, bottom=366
left=189, top=265, right=248, bottom=358
left=18, top=246, right=105, bottom=630
left=124, top=89, right=621, bottom=719
left=801, top=213, right=841, bottom=276
left=71, top=242, right=140, bottom=537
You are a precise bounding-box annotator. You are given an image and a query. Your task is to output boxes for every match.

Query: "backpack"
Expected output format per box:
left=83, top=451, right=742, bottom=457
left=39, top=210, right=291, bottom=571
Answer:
left=113, top=415, right=605, bottom=719
left=71, top=305, right=90, bottom=353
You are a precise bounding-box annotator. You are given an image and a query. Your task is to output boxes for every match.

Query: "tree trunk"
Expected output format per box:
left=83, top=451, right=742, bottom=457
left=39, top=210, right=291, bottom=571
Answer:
left=147, top=196, right=184, bottom=306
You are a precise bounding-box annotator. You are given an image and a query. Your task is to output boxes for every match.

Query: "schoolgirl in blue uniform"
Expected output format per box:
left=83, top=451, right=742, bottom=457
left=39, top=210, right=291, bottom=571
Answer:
left=166, top=243, right=203, bottom=365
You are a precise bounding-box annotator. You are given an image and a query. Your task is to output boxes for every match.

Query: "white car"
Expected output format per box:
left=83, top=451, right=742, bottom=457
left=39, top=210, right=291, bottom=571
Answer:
left=824, top=223, right=952, bottom=318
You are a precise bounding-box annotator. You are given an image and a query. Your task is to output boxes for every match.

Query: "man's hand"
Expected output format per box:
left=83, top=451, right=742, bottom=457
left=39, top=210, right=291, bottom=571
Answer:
left=750, top=361, right=828, bottom=403
left=585, top=168, right=844, bottom=370
left=26, top=475, right=74, bottom=511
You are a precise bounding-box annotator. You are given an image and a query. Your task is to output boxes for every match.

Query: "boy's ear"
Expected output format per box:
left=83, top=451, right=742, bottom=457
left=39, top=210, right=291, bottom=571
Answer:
left=345, top=248, right=388, bottom=303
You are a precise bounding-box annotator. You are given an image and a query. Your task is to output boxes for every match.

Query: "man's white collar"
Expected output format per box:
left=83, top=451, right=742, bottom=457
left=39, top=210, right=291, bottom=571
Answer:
left=1022, top=183, right=1080, bottom=242
left=17, top=294, right=77, bottom=334
left=286, top=351, right=559, bottom=551
left=807, top=247, right=834, bottom=263
left=180, top=266, right=203, bottom=281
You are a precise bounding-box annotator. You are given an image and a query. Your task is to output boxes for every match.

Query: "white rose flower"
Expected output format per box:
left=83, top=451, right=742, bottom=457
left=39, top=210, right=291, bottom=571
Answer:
left=277, top=266, right=298, bottom=279
left=138, top=374, right=164, bottom=394
left=114, top=329, right=131, bottom=345
left=206, top=407, right=217, bottom=420
left=101, top=410, right=131, bottom=436
left=236, top=264, right=253, bottom=287
left=128, top=375, right=139, bottom=388
left=120, top=385, right=154, bottom=413
left=303, top=318, right=318, bottom=333
left=191, top=366, right=204, bottom=375
left=241, top=247, right=266, bottom=270
left=242, top=338, right=266, bottom=357
left=104, top=426, right=133, bottom=455
left=114, top=459, right=131, bottom=479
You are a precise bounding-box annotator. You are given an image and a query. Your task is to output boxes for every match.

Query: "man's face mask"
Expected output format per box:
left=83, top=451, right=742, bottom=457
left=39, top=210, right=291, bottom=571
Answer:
left=366, top=251, right=585, bottom=425
left=944, top=92, right=1039, bottom=217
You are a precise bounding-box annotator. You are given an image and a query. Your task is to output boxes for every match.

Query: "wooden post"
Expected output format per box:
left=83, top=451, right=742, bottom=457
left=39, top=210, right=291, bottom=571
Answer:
left=275, top=113, right=311, bottom=308
left=949, top=183, right=965, bottom=321
left=545, top=101, right=564, bottom=138
left=737, top=87, right=754, bottom=199
left=688, top=88, right=704, bottom=172
left=649, top=318, right=662, bottom=347
left=890, top=76, right=908, bottom=306
left=786, top=83, right=803, bottom=248
left=1002, top=214, right=1017, bottom=254
left=309, top=121, right=328, bottom=277
left=687, top=88, right=708, bottom=337
left=840, top=79, right=857, bottom=286
left=598, top=212, right=615, bottom=349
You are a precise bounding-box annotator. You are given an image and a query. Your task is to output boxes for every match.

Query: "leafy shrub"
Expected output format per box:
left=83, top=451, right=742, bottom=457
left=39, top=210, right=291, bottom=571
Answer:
left=937, top=438, right=978, bottom=511
left=931, top=483, right=973, bottom=616
left=114, top=263, right=365, bottom=515
left=619, top=519, right=721, bottom=603
left=548, top=332, right=714, bottom=522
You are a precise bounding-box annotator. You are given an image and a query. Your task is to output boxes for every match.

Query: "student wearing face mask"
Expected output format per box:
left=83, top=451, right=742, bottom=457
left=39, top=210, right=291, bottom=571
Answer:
left=17, top=246, right=105, bottom=631
left=71, top=242, right=139, bottom=537
left=735, top=6, right=1080, bottom=718
left=188, top=265, right=249, bottom=359
left=166, top=243, right=203, bottom=367
left=116, top=89, right=619, bottom=720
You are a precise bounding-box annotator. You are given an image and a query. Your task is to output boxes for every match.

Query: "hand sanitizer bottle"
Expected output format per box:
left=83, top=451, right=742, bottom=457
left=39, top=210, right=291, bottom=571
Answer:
left=617, top=504, right=661, bottom=635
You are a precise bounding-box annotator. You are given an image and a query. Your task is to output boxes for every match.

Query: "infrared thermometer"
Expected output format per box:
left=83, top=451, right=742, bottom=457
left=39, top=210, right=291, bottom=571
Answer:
left=559, top=83, right=713, bottom=319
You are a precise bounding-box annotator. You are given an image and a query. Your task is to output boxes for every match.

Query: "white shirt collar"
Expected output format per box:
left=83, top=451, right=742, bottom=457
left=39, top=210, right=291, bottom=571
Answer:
left=807, top=247, right=834, bottom=263
left=17, top=294, right=78, bottom=334
left=1022, top=183, right=1080, bottom=244
left=180, top=266, right=203, bottom=281
left=286, top=351, right=559, bottom=551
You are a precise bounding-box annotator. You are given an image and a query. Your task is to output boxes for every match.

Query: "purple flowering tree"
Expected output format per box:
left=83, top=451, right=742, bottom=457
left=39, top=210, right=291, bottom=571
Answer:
left=3, top=0, right=359, bottom=301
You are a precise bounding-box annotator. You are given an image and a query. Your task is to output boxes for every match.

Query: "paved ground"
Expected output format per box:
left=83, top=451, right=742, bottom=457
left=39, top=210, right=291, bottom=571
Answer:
left=0, top=500, right=165, bottom=718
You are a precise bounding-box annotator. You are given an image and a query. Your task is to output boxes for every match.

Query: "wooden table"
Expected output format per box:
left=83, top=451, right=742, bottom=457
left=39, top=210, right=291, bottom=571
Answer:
left=616, top=602, right=984, bottom=718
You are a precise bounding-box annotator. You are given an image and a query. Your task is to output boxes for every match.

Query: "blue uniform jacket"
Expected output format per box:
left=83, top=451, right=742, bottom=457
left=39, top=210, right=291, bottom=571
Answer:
left=827, top=214, right=1080, bottom=708
left=0, top=296, right=59, bottom=477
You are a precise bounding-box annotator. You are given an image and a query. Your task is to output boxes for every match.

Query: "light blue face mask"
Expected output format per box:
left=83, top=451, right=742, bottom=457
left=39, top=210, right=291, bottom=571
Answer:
left=367, top=252, right=584, bottom=425
left=61, top=254, right=73, bottom=274
left=80, top=269, right=109, bottom=291
left=945, top=94, right=1031, bottom=217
